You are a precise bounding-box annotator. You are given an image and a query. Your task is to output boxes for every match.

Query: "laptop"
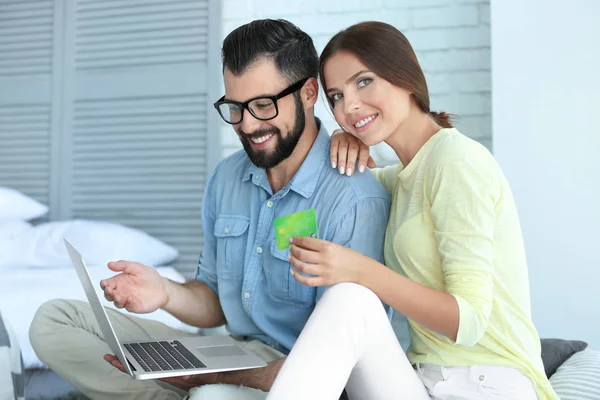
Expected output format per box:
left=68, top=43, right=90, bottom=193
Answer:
left=64, top=239, right=267, bottom=380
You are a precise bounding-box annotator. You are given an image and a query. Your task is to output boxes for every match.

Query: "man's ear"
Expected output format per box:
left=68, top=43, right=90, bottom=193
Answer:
left=301, top=77, right=319, bottom=108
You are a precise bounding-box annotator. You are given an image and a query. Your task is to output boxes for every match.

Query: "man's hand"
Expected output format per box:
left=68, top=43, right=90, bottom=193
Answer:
left=104, top=354, right=219, bottom=390
left=100, top=261, right=169, bottom=314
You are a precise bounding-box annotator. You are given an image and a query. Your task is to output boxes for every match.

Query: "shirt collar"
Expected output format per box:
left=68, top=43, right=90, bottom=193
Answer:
left=242, top=118, right=330, bottom=198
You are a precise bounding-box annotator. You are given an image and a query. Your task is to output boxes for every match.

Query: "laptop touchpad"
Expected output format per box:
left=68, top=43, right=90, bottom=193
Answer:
left=197, top=345, right=248, bottom=358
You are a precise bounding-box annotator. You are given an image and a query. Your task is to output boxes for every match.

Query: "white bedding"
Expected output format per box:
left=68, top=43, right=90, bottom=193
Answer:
left=0, top=265, right=199, bottom=368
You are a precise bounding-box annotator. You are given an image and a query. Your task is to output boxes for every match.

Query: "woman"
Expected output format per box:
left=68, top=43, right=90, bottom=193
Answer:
left=266, top=22, right=558, bottom=400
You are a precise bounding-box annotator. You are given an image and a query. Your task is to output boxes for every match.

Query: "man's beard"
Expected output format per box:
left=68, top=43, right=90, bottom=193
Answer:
left=239, top=95, right=306, bottom=169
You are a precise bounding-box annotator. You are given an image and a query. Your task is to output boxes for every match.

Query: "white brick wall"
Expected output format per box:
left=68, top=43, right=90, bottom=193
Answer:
left=219, top=0, right=491, bottom=162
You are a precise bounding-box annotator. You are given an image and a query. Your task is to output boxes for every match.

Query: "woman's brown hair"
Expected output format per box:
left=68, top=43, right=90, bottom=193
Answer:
left=319, top=21, right=453, bottom=128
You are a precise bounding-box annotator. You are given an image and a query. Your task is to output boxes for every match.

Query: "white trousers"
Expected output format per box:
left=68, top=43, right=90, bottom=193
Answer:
left=267, top=283, right=538, bottom=400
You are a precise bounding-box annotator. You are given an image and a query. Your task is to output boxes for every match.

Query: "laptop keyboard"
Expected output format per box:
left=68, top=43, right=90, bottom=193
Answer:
left=124, top=340, right=206, bottom=372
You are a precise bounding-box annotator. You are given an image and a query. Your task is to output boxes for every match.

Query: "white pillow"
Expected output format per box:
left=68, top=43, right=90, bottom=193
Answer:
left=0, top=219, right=179, bottom=268
left=0, top=220, right=32, bottom=243
left=550, top=349, right=600, bottom=399
left=0, top=187, right=48, bottom=221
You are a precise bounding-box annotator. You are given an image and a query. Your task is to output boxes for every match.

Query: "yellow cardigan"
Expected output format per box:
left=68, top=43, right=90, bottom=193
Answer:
left=374, top=128, right=558, bottom=399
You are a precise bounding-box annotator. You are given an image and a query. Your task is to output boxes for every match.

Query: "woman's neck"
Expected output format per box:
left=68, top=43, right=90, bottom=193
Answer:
left=385, top=111, right=443, bottom=167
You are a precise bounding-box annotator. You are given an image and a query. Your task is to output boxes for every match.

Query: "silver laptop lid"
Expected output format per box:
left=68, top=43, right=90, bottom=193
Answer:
left=64, top=239, right=133, bottom=376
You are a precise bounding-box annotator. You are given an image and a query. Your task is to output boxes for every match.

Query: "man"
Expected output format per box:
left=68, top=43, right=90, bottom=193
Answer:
left=29, top=19, right=390, bottom=400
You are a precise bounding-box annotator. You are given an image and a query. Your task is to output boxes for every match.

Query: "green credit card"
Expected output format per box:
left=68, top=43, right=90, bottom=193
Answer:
left=273, top=208, right=318, bottom=250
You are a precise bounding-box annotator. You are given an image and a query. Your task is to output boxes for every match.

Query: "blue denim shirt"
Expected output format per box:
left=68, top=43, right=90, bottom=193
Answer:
left=196, top=120, right=391, bottom=353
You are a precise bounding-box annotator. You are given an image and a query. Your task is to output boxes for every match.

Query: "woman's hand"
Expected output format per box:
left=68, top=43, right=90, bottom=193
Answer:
left=288, top=236, right=368, bottom=286
left=330, top=128, right=376, bottom=176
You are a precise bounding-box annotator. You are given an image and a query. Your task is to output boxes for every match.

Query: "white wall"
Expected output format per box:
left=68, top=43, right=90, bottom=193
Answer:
left=492, top=0, right=600, bottom=347
left=219, top=0, right=491, bottom=165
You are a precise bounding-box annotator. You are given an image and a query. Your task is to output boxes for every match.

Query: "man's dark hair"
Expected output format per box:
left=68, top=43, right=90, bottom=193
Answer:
left=221, top=19, right=319, bottom=84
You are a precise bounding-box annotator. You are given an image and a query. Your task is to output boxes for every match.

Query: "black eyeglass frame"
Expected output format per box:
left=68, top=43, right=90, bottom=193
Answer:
left=213, top=77, right=309, bottom=125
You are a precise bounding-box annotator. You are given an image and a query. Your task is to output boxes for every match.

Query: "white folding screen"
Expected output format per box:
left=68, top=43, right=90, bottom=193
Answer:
left=0, top=0, right=54, bottom=211
left=0, top=0, right=222, bottom=276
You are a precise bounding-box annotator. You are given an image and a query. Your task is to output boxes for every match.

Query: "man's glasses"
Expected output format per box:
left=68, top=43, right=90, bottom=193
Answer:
left=214, top=78, right=308, bottom=125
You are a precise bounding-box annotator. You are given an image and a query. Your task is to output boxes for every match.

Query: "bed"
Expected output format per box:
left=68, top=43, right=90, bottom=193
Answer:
left=0, top=266, right=199, bottom=399
left=0, top=187, right=202, bottom=398
left=0, top=266, right=198, bottom=369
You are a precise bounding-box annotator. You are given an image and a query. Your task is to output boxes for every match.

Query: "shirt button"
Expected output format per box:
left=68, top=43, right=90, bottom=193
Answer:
left=479, top=375, right=485, bottom=381
left=256, top=247, right=263, bottom=254
left=266, top=200, right=273, bottom=208
left=224, top=227, right=230, bottom=233
left=244, top=292, right=251, bottom=299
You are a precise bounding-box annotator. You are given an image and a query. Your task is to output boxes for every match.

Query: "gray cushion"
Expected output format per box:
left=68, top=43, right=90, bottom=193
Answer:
left=550, top=349, right=600, bottom=400
left=24, top=368, right=84, bottom=400
left=541, top=338, right=588, bottom=377
left=0, top=311, right=24, bottom=400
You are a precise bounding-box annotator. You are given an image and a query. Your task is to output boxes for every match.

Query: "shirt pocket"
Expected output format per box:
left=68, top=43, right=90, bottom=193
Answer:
left=213, top=215, right=250, bottom=279
left=267, top=240, right=315, bottom=308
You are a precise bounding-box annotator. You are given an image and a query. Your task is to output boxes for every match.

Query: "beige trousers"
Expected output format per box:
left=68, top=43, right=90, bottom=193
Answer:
left=29, top=299, right=282, bottom=400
